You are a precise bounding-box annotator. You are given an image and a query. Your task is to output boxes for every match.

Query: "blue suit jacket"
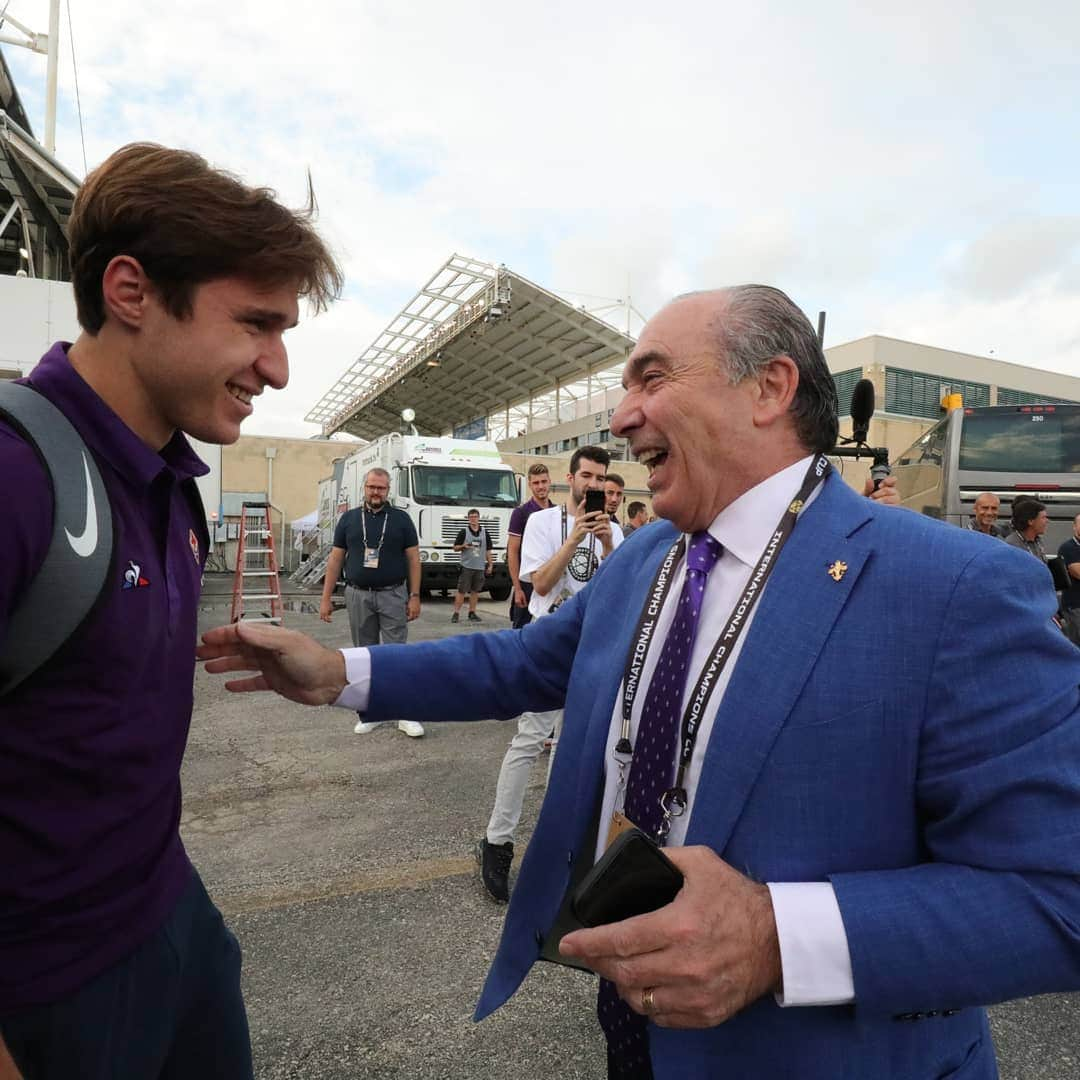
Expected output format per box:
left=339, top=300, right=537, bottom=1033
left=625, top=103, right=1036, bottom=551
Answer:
left=369, top=473, right=1080, bottom=1079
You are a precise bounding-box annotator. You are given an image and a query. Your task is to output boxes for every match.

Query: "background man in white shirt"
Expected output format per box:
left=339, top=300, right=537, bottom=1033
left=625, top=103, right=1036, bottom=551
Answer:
left=198, top=286, right=1080, bottom=1080
left=477, top=446, right=622, bottom=900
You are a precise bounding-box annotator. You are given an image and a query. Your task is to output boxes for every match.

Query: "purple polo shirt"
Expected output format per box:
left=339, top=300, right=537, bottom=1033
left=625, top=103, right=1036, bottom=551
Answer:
left=508, top=497, right=549, bottom=539
left=0, top=343, right=208, bottom=1011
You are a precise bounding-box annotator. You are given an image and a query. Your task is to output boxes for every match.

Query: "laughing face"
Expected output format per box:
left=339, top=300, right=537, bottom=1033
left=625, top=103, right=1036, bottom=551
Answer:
left=610, top=294, right=761, bottom=533
left=135, top=276, right=298, bottom=446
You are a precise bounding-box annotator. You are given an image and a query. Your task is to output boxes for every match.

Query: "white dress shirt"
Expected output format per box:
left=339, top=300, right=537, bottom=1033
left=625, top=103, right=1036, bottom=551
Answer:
left=334, top=455, right=855, bottom=1007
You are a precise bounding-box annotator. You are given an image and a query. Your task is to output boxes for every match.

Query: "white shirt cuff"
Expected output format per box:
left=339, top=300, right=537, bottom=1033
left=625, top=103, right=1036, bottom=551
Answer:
left=767, top=882, right=856, bottom=1007
left=332, top=648, right=372, bottom=712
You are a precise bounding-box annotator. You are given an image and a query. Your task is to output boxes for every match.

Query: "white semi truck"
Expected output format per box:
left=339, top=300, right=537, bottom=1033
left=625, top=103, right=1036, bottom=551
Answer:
left=330, top=433, right=518, bottom=600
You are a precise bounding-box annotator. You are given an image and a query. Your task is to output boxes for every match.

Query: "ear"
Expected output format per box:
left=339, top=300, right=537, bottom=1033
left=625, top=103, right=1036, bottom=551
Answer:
left=751, top=354, right=799, bottom=429
left=100, top=255, right=155, bottom=330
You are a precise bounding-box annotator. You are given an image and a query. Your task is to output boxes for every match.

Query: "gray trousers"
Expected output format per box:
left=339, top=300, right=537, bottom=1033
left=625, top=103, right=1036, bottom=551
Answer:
left=345, top=584, right=409, bottom=647
left=1062, top=607, right=1080, bottom=648
left=485, top=709, right=563, bottom=846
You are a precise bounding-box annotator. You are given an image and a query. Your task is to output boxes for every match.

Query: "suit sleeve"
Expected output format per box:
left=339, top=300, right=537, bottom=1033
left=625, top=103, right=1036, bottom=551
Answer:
left=367, top=585, right=587, bottom=723
left=831, top=542, right=1080, bottom=1014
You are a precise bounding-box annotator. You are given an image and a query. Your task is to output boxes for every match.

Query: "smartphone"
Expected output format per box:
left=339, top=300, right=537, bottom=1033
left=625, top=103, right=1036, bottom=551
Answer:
left=571, top=828, right=683, bottom=927
left=583, top=489, right=606, bottom=516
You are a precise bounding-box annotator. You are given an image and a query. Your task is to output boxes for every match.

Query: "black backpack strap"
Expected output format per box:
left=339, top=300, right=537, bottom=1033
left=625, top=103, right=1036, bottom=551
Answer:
left=0, top=382, right=114, bottom=695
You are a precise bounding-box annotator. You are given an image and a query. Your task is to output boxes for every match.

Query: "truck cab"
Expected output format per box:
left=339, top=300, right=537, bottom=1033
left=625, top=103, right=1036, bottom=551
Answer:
left=335, top=434, right=518, bottom=600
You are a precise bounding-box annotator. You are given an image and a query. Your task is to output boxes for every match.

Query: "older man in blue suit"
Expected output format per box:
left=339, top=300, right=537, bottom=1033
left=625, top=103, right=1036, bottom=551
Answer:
left=200, top=285, right=1080, bottom=1079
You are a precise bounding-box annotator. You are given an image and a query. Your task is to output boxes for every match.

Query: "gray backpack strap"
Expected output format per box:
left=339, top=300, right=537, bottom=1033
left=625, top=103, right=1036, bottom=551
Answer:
left=0, top=382, right=114, bottom=695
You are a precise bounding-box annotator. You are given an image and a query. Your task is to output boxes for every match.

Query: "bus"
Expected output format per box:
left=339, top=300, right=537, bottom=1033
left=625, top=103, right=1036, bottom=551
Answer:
left=892, top=403, right=1080, bottom=550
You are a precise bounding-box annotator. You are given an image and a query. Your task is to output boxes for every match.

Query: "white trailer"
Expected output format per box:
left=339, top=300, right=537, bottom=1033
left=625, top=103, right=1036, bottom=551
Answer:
left=332, top=433, right=518, bottom=600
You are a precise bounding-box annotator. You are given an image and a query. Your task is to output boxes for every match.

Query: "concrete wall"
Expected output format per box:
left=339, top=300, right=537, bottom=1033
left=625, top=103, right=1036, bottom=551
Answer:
left=222, top=435, right=349, bottom=525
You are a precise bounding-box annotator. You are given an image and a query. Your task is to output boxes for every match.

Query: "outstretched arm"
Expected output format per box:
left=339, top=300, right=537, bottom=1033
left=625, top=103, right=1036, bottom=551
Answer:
left=198, top=623, right=347, bottom=705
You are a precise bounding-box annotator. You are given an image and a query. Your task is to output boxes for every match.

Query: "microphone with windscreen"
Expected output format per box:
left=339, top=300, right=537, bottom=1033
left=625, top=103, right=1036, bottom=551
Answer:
left=849, top=379, right=875, bottom=446
left=831, top=378, right=891, bottom=490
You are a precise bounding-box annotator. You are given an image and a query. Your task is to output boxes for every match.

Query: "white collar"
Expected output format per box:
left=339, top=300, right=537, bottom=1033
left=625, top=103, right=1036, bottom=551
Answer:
left=695, top=454, right=818, bottom=568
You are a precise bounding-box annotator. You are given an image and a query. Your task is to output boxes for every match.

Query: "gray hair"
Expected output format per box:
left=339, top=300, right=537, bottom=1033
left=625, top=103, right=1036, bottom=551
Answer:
left=681, top=285, right=838, bottom=453
left=363, top=467, right=390, bottom=484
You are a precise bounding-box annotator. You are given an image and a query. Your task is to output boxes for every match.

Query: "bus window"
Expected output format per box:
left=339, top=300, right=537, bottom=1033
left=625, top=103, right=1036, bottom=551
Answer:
left=959, top=410, right=1080, bottom=473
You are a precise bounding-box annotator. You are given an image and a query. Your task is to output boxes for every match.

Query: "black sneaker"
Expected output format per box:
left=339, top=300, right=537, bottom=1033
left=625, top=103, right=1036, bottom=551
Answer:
left=450, top=612, right=460, bottom=623
left=476, top=838, right=513, bottom=903
left=468, top=612, right=482, bottom=622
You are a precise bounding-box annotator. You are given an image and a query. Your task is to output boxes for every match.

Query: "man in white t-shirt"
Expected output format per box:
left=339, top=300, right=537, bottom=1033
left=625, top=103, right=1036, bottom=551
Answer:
left=476, top=446, right=623, bottom=900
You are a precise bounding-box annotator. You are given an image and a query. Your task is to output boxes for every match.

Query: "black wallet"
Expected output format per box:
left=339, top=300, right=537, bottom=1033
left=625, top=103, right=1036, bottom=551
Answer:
left=570, top=828, right=684, bottom=927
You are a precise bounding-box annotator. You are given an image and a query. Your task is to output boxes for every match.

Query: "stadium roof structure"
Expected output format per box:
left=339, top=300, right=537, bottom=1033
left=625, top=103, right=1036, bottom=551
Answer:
left=0, top=49, right=79, bottom=280
left=306, top=254, right=637, bottom=442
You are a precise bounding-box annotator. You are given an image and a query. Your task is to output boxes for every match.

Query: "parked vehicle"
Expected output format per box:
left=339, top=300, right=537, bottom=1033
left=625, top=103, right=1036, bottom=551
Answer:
left=892, top=403, right=1080, bottom=549
left=329, top=434, right=518, bottom=600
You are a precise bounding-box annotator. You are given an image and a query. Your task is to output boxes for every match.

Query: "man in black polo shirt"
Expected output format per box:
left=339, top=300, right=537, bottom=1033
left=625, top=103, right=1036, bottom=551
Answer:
left=1059, top=514, right=1080, bottom=647
left=320, top=467, right=423, bottom=736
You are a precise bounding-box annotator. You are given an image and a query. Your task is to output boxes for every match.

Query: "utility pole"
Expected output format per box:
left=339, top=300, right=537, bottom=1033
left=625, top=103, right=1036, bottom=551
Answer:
left=0, top=0, right=61, bottom=151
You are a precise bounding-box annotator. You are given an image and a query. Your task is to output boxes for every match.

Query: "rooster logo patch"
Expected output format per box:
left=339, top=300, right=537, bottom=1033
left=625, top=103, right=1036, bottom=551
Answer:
left=122, top=560, right=150, bottom=589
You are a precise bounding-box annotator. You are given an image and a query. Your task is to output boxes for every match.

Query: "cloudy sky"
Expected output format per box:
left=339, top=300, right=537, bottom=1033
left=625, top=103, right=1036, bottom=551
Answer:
left=5, top=1, right=1078, bottom=436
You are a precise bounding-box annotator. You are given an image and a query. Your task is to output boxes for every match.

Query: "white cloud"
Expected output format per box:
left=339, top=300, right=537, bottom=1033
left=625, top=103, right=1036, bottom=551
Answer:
left=3, top=0, right=1078, bottom=434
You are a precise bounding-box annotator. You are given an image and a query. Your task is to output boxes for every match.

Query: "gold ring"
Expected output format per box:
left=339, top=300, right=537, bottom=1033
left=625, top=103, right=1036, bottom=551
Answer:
left=641, top=987, right=656, bottom=1014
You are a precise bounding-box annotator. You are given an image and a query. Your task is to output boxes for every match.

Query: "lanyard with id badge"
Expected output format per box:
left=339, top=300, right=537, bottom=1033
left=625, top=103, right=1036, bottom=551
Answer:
left=361, top=506, right=388, bottom=570
left=549, top=457, right=832, bottom=945
left=605, top=454, right=830, bottom=851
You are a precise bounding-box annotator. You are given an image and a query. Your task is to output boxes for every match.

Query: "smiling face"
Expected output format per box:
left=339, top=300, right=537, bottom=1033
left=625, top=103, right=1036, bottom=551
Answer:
left=136, top=276, right=298, bottom=446
left=364, top=471, right=390, bottom=510
left=604, top=480, right=624, bottom=516
left=974, top=493, right=1000, bottom=531
left=528, top=470, right=551, bottom=504
left=566, top=455, right=607, bottom=510
left=610, top=294, right=771, bottom=532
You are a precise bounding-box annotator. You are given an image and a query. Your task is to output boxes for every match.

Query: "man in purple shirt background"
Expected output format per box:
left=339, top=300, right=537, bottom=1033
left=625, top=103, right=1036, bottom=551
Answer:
left=506, top=462, right=553, bottom=630
left=0, top=143, right=340, bottom=1079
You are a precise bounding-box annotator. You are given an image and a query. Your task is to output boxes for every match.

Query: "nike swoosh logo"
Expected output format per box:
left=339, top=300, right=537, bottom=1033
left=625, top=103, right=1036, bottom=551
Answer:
left=64, top=451, right=99, bottom=559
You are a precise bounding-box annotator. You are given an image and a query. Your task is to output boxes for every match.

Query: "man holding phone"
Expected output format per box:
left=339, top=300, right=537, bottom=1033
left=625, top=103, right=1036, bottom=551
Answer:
left=475, top=447, right=623, bottom=901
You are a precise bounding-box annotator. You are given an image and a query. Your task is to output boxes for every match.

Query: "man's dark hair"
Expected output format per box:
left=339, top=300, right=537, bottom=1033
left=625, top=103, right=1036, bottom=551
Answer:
left=527, top=463, right=550, bottom=477
left=627, top=500, right=647, bottom=518
left=69, top=143, right=344, bottom=333
left=467, top=508, right=480, bottom=517
left=686, top=285, right=838, bottom=453
left=605, top=472, right=625, bottom=489
left=1012, top=497, right=1046, bottom=532
left=569, top=445, right=610, bottom=476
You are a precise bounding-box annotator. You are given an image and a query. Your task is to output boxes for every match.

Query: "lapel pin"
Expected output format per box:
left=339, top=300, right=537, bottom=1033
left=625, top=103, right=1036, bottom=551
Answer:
left=827, top=560, right=848, bottom=582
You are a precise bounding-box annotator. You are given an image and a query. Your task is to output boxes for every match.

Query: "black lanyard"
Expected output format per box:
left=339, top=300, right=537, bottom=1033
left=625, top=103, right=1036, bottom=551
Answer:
left=614, top=455, right=831, bottom=840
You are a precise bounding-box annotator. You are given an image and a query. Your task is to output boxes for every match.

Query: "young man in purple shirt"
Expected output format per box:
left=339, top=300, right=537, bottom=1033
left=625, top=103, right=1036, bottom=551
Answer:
left=0, top=144, right=340, bottom=1079
left=506, top=462, right=553, bottom=629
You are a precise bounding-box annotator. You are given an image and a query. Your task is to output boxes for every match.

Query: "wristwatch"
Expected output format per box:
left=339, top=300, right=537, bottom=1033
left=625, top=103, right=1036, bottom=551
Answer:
left=409, top=592, right=420, bottom=598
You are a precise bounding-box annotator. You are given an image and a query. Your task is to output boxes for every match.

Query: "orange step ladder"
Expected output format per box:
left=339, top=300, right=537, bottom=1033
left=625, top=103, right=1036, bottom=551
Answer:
left=230, top=502, right=283, bottom=625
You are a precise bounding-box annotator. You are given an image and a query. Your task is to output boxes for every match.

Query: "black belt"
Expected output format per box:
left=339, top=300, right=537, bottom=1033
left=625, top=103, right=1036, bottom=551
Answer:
left=346, top=581, right=404, bottom=591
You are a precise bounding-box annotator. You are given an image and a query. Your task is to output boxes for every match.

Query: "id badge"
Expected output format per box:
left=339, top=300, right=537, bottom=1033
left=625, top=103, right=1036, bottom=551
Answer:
left=363, top=547, right=380, bottom=570
left=605, top=809, right=637, bottom=850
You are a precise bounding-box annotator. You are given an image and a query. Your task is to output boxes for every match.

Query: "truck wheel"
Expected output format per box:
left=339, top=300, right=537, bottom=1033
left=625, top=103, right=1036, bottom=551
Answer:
left=488, top=585, right=511, bottom=602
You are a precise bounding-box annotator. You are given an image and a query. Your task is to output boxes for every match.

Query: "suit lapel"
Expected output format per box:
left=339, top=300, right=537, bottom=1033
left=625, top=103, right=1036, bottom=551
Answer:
left=685, top=475, right=874, bottom=852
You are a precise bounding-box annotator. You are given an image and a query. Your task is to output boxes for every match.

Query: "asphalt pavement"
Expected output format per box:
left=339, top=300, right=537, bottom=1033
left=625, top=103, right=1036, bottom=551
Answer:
left=188, top=576, right=1077, bottom=1079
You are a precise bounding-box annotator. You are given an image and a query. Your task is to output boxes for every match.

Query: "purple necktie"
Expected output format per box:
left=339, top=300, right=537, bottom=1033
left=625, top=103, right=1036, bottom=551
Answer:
left=597, top=530, right=724, bottom=1079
